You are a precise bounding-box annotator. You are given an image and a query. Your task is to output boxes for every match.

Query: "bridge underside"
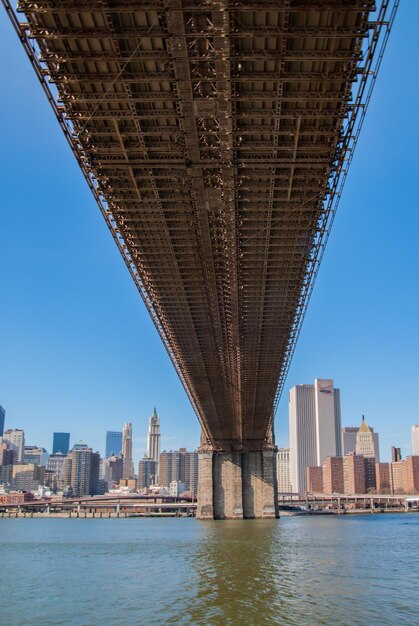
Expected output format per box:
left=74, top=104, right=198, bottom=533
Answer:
left=6, top=1, right=394, bottom=517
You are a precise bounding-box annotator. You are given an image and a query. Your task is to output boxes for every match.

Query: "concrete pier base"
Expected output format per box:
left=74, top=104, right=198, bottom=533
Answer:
left=196, top=449, right=279, bottom=520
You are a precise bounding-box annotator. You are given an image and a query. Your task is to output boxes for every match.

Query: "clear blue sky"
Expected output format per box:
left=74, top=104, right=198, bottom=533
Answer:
left=1, top=3, right=418, bottom=464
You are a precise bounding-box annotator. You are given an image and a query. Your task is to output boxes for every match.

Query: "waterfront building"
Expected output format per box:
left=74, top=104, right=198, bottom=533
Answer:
left=106, top=454, right=124, bottom=484
left=289, top=378, right=341, bottom=493
left=3, top=429, right=25, bottom=463
left=118, top=478, right=137, bottom=490
left=0, top=442, right=15, bottom=484
left=412, top=425, right=419, bottom=456
left=138, top=457, right=157, bottom=489
left=52, top=432, right=70, bottom=455
left=355, top=416, right=380, bottom=462
left=391, top=460, right=406, bottom=494
left=46, top=453, right=67, bottom=492
left=277, top=447, right=291, bottom=493
left=341, top=427, right=358, bottom=456
left=24, top=446, right=48, bottom=466
left=364, top=457, right=377, bottom=492
left=322, top=456, right=344, bottom=495
left=122, top=422, right=135, bottom=479
left=12, top=463, right=45, bottom=491
left=69, top=448, right=100, bottom=496
left=169, top=481, right=186, bottom=497
left=306, top=466, right=323, bottom=493
left=343, top=453, right=366, bottom=494
left=147, top=408, right=161, bottom=478
left=376, top=463, right=391, bottom=492
left=391, top=446, right=402, bottom=462
left=0, top=442, right=15, bottom=466
left=0, top=406, right=5, bottom=437
left=105, top=431, right=122, bottom=458
left=159, top=449, right=187, bottom=488
left=404, top=456, right=419, bottom=493
left=185, top=451, right=199, bottom=496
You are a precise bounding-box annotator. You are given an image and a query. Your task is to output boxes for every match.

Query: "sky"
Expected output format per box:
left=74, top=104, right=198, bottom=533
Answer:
left=0, top=3, right=418, bottom=465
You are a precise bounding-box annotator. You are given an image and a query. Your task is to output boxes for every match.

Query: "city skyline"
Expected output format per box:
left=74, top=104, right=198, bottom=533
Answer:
left=0, top=4, right=418, bottom=463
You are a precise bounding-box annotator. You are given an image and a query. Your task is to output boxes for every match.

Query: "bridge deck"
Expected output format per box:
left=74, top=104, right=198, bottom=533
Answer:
left=5, top=0, right=396, bottom=450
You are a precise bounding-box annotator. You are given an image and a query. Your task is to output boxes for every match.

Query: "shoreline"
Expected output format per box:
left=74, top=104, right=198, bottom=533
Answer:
left=0, top=509, right=417, bottom=519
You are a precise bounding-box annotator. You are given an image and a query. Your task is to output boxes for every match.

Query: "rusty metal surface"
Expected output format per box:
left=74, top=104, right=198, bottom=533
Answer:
left=3, top=0, right=398, bottom=451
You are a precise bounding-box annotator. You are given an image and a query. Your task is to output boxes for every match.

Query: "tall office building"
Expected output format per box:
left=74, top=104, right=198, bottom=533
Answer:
left=159, top=449, right=186, bottom=488
left=289, top=379, right=341, bottom=494
left=147, top=408, right=161, bottom=468
left=52, top=432, right=70, bottom=455
left=12, top=464, right=45, bottom=491
left=277, top=447, right=291, bottom=493
left=138, top=457, right=157, bottom=489
left=3, top=429, right=25, bottom=463
left=341, top=427, right=358, bottom=456
left=355, top=416, right=380, bottom=461
left=0, top=442, right=15, bottom=484
left=391, top=446, right=402, bottom=462
left=412, top=425, right=419, bottom=456
left=46, top=453, right=67, bottom=492
left=185, top=451, right=199, bottom=496
left=24, top=446, right=48, bottom=466
left=0, top=406, right=5, bottom=437
left=122, top=422, right=134, bottom=478
left=105, top=431, right=122, bottom=458
left=68, top=447, right=100, bottom=497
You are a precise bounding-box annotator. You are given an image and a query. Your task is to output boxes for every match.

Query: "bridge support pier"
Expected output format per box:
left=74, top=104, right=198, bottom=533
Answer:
left=197, top=449, right=279, bottom=520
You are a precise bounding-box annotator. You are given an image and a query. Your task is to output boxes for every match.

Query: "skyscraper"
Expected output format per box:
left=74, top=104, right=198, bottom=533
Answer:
left=138, top=457, right=157, bottom=489
left=52, top=432, right=70, bottom=455
left=277, top=447, right=291, bottom=493
left=289, top=378, right=341, bottom=494
left=412, top=425, right=419, bottom=456
left=69, top=447, right=100, bottom=497
left=355, top=416, right=380, bottom=461
left=184, top=451, right=199, bottom=496
left=105, top=431, right=122, bottom=458
left=341, top=427, right=358, bottom=456
left=147, top=408, right=161, bottom=465
left=24, top=446, right=48, bottom=466
left=391, top=446, right=402, bottom=462
left=0, top=406, right=5, bottom=437
left=159, top=449, right=186, bottom=488
left=3, top=429, right=25, bottom=463
left=122, top=422, right=134, bottom=478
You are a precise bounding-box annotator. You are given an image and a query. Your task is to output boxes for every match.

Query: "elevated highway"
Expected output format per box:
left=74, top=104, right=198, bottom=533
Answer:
left=3, top=0, right=397, bottom=518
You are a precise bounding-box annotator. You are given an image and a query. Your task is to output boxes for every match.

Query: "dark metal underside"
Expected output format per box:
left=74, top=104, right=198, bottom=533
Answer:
left=4, top=1, right=397, bottom=450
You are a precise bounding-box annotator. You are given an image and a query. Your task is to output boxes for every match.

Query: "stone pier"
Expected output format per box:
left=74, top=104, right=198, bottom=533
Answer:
left=196, top=448, right=279, bottom=520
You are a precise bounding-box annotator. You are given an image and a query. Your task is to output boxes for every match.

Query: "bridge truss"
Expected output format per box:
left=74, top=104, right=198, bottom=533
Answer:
left=3, top=0, right=398, bottom=450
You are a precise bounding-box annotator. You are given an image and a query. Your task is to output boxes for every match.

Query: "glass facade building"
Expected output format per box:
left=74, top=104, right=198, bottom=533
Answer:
left=105, top=431, right=122, bottom=458
left=52, top=432, right=70, bottom=455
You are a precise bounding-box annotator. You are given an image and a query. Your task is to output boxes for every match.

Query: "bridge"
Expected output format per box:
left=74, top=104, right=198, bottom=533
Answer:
left=3, top=1, right=397, bottom=518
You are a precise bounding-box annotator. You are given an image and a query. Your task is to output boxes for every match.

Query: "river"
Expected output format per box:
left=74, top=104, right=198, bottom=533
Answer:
left=0, top=513, right=417, bottom=625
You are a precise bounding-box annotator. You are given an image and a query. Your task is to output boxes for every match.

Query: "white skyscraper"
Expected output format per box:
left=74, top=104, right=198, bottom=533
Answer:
left=289, top=379, right=341, bottom=494
left=355, top=416, right=380, bottom=461
left=412, top=425, right=419, bottom=456
left=3, top=428, right=25, bottom=463
left=147, top=408, right=161, bottom=463
left=277, top=448, right=291, bottom=493
left=122, top=422, right=134, bottom=479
